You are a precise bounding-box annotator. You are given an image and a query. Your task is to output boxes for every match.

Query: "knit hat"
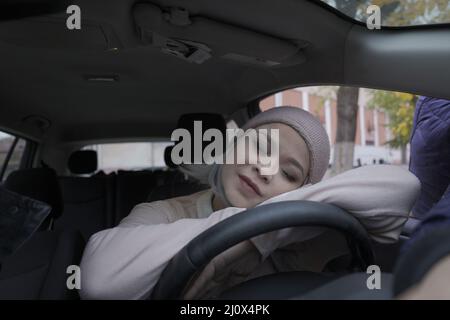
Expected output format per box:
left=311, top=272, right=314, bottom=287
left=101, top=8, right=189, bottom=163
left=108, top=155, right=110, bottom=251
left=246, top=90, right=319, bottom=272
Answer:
left=209, top=106, right=331, bottom=206
left=242, top=106, right=330, bottom=184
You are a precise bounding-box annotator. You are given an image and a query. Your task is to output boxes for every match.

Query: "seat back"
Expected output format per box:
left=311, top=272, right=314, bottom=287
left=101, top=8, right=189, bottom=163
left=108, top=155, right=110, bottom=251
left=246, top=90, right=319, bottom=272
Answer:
left=0, top=168, right=85, bottom=299
left=114, top=170, right=158, bottom=224
left=0, top=230, right=84, bottom=299
left=147, top=170, right=208, bottom=202
left=4, top=167, right=63, bottom=230
left=56, top=174, right=115, bottom=241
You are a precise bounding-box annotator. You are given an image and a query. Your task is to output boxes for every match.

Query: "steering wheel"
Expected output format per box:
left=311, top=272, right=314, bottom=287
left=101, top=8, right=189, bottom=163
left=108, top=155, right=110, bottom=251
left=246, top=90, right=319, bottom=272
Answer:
left=151, top=201, right=375, bottom=300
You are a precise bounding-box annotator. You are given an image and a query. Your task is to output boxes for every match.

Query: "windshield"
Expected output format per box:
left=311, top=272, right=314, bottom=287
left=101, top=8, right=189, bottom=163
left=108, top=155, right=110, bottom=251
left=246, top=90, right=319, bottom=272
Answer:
left=320, top=0, right=450, bottom=27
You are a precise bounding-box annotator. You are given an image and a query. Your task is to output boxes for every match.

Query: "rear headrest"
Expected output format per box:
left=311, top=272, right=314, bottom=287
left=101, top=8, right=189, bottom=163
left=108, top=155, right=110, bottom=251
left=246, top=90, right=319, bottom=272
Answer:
left=4, top=167, right=63, bottom=220
left=165, top=113, right=227, bottom=167
left=68, top=150, right=97, bottom=175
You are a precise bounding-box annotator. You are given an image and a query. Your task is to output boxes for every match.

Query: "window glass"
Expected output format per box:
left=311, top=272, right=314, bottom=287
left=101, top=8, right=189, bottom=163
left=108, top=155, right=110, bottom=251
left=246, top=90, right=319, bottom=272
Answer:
left=320, top=0, right=450, bottom=27
left=0, top=131, right=26, bottom=181
left=83, top=141, right=174, bottom=174
left=259, top=86, right=416, bottom=175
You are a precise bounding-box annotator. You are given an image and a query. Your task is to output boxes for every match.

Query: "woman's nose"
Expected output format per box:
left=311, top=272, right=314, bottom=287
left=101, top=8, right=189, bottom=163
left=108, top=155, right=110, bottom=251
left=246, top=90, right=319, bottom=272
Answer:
left=253, top=164, right=273, bottom=184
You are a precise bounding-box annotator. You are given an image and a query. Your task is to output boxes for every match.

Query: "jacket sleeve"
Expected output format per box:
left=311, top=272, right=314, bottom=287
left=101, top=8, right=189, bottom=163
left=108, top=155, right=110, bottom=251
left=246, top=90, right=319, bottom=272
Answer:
left=409, top=97, right=450, bottom=217
left=249, top=165, right=421, bottom=259
left=79, top=204, right=244, bottom=300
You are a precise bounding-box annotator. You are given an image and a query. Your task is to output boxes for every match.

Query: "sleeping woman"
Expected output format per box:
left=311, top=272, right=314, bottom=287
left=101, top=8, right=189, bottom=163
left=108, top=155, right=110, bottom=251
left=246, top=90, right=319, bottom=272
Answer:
left=80, top=106, right=420, bottom=299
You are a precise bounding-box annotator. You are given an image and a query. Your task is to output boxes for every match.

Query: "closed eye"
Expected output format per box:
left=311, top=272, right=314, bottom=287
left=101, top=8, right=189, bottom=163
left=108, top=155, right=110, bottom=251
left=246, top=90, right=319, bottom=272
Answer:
left=282, top=169, right=298, bottom=182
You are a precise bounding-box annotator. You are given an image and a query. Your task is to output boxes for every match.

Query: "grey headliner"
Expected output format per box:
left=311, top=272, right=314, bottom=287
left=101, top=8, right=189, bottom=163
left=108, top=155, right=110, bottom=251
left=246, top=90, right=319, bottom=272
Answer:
left=0, top=0, right=449, bottom=145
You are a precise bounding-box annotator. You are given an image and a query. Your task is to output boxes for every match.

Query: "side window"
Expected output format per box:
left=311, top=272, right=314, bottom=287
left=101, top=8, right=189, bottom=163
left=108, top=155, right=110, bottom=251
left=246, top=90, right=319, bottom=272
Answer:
left=0, top=131, right=27, bottom=182
left=259, top=86, right=416, bottom=170
left=83, top=141, right=174, bottom=174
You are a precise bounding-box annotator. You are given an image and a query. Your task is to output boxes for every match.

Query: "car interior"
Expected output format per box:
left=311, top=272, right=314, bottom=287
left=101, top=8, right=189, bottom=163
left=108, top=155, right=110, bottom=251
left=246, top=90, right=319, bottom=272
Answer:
left=0, top=0, right=449, bottom=300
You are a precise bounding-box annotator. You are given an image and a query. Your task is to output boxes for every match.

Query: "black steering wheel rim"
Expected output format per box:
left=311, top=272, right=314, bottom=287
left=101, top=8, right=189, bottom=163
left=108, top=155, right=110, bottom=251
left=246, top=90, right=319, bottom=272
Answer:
left=150, top=200, right=375, bottom=300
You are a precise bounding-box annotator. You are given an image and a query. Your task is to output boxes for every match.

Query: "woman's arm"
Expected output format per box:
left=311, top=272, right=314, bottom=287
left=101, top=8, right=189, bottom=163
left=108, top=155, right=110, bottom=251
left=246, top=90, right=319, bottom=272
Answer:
left=249, top=165, right=421, bottom=259
left=185, top=165, right=422, bottom=298
left=79, top=204, right=244, bottom=300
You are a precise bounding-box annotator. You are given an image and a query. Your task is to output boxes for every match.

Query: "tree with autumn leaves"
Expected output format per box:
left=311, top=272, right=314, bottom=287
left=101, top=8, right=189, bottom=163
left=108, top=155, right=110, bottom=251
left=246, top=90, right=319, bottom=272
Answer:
left=368, top=91, right=416, bottom=164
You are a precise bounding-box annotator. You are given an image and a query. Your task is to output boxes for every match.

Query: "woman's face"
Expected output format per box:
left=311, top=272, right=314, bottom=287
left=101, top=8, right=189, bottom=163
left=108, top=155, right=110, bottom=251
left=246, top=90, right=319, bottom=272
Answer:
left=221, top=122, right=311, bottom=208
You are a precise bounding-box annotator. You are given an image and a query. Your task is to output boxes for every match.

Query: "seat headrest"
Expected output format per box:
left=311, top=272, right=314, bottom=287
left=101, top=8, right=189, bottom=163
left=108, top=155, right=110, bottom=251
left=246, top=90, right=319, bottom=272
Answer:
left=68, top=150, right=97, bottom=175
left=4, top=167, right=63, bottom=220
left=165, top=113, right=227, bottom=167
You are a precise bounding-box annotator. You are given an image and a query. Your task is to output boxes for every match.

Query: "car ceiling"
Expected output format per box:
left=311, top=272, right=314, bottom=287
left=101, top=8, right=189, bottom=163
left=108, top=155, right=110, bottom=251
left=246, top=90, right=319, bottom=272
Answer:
left=0, top=0, right=449, bottom=144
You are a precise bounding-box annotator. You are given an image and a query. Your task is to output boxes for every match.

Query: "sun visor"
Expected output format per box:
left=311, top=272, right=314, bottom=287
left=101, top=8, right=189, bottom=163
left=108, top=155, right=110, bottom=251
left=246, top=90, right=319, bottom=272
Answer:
left=133, top=3, right=305, bottom=67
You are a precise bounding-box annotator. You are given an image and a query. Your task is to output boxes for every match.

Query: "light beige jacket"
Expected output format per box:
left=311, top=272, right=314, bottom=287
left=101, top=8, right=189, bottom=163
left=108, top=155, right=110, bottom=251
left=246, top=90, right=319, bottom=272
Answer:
left=80, top=165, right=421, bottom=299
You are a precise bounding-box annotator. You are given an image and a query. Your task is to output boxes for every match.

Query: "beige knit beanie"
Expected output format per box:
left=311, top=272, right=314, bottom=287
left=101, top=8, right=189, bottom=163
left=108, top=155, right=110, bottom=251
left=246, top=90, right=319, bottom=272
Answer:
left=242, top=106, right=330, bottom=184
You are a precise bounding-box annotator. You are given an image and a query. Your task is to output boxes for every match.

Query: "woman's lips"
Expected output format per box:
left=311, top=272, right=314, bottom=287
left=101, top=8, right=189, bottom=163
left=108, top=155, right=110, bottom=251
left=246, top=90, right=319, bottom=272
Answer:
left=238, top=174, right=262, bottom=197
